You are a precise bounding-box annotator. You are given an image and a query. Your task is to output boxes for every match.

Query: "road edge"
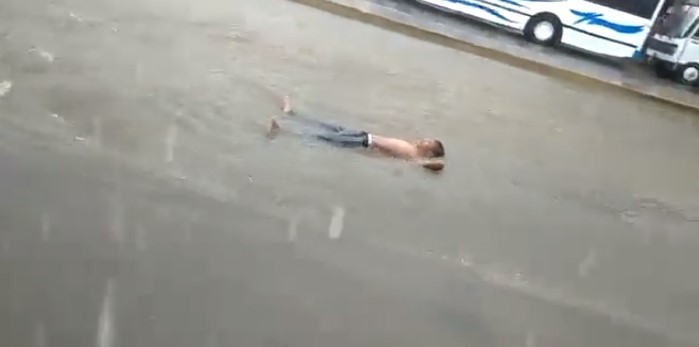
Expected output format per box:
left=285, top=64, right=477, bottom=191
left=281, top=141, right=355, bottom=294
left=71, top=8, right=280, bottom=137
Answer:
left=288, top=0, right=699, bottom=113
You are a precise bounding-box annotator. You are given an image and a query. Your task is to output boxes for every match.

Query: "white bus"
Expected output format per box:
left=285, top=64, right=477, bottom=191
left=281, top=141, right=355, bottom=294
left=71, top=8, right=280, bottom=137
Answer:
left=417, top=0, right=668, bottom=58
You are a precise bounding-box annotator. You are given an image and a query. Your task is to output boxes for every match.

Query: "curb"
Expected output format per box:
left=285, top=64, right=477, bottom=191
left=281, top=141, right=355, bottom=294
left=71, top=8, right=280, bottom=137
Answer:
left=288, top=0, right=699, bottom=113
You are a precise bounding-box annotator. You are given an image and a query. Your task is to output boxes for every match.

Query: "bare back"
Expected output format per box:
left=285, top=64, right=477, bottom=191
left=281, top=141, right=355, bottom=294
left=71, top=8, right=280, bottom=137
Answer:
left=369, top=135, right=419, bottom=159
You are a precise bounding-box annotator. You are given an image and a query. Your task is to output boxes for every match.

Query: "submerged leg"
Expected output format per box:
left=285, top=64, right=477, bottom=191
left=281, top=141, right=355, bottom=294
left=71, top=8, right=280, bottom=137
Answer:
left=314, top=131, right=369, bottom=148
left=281, top=96, right=346, bottom=132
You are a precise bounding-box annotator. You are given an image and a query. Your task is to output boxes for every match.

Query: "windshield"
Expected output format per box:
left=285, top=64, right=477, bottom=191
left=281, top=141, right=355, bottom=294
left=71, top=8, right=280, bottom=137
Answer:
left=656, top=5, right=699, bottom=37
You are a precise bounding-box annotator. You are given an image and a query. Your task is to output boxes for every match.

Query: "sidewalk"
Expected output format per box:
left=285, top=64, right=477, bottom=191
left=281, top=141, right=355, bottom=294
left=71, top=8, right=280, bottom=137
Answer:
left=291, top=0, right=699, bottom=112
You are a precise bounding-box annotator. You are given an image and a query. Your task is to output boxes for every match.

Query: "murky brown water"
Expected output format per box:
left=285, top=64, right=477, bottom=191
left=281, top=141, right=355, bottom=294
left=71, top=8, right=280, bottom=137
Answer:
left=1, top=0, right=699, bottom=346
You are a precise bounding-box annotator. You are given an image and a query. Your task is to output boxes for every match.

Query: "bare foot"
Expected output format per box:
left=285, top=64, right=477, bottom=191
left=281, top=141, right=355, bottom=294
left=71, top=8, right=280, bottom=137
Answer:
left=267, top=119, right=280, bottom=139
left=282, top=95, right=293, bottom=115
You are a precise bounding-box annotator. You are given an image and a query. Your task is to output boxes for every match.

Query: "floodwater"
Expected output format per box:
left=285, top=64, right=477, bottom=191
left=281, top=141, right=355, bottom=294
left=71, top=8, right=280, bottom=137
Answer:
left=1, top=0, right=699, bottom=346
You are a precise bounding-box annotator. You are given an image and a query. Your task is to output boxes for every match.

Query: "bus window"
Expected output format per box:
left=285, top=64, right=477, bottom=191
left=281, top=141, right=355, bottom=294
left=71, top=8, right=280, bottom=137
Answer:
left=657, top=5, right=699, bottom=37
left=691, top=18, right=699, bottom=38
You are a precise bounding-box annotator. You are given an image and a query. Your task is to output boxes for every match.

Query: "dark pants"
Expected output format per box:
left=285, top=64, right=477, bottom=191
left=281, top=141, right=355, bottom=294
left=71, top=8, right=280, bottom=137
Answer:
left=284, top=115, right=369, bottom=148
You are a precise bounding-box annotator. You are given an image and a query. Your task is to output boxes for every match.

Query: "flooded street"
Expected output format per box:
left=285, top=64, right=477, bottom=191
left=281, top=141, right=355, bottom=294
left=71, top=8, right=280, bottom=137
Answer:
left=1, top=0, right=699, bottom=346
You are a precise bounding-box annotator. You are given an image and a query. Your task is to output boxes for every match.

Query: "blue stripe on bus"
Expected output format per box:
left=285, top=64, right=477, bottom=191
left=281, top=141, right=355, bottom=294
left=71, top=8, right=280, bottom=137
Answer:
left=445, top=0, right=515, bottom=22
left=570, top=10, right=645, bottom=34
left=497, top=0, right=528, bottom=9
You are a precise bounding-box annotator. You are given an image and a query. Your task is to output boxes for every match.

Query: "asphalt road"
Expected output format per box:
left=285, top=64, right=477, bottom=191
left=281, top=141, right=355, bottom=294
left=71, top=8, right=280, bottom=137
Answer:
left=1, top=0, right=699, bottom=346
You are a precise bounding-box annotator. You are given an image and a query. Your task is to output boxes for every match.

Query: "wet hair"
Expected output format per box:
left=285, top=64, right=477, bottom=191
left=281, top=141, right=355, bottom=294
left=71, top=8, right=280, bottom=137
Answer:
left=430, top=140, right=445, bottom=158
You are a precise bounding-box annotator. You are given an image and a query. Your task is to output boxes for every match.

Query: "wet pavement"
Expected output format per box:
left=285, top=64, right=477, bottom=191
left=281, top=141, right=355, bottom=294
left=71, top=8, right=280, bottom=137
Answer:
left=1, top=0, right=699, bottom=346
left=305, top=0, right=699, bottom=110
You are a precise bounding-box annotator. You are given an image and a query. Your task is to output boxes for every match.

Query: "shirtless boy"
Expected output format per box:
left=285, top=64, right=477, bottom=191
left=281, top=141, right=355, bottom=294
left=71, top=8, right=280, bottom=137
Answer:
left=269, top=96, right=445, bottom=171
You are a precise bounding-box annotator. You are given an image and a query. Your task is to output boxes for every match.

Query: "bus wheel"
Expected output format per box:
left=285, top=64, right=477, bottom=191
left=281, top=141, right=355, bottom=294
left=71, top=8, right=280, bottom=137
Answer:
left=524, top=14, right=562, bottom=46
left=676, top=64, right=699, bottom=86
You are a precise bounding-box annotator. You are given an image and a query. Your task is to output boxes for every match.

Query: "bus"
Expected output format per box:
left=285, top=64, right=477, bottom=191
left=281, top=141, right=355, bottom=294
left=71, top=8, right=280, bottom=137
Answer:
left=417, top=0, right=668, bottom=58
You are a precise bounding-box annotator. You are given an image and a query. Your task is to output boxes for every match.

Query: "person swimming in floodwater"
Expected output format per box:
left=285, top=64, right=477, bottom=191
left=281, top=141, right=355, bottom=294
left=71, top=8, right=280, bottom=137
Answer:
left=268, top=96, right=445, bottom=172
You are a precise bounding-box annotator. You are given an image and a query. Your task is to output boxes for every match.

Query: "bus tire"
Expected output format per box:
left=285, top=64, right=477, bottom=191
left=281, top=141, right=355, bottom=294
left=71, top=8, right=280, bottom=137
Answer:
left=524, top=14, right=562, bottom=46
left=676, top=64, right=699, bottom=86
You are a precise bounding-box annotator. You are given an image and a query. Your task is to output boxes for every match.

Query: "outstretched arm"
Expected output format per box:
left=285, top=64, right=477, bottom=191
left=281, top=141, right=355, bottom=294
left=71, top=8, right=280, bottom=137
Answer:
left=415, top=158, right=445, bottom=172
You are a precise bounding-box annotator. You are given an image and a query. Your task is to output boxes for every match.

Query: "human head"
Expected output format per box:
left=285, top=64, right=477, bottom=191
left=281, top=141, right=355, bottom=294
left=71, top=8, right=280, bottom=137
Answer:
left=416, top=139, right=445, bottom=158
